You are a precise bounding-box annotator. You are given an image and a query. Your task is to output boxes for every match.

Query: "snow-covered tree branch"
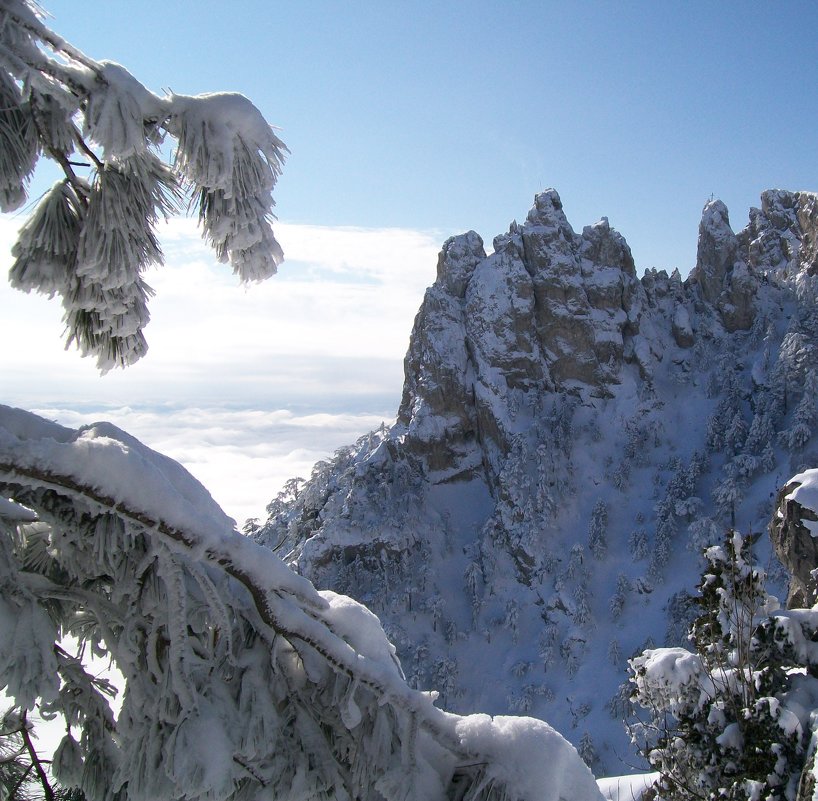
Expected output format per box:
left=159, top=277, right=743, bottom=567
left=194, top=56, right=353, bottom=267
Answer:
left=0, top=0, right=287, bottom=371
left=0, top=404, right=602, bottom=801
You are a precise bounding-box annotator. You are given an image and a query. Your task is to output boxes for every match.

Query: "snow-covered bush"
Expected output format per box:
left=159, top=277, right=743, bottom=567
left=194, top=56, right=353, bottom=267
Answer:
left=1, top=0, right=287, bottom=370
left=0, top=405, right=604, bottom=801
left=629, top=532, right=813, bottom=801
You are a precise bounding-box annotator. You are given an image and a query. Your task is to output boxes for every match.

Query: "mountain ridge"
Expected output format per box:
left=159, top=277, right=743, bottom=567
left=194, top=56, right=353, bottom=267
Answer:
left=256, top=187, right=818, bottom=773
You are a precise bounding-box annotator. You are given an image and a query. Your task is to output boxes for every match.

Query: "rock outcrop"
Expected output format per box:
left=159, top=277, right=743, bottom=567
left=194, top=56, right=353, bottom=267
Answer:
left=688, top=199, right=758, bottom=331
left=771, top=470, right=818, bottom=607
left=394, top=189, right=818, bottom=483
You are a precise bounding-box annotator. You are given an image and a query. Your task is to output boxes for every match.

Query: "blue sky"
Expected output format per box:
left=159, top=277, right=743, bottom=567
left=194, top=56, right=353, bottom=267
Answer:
left=3, top=1, right=818, bottom=522
left=40, top=0, right=818, bottom=272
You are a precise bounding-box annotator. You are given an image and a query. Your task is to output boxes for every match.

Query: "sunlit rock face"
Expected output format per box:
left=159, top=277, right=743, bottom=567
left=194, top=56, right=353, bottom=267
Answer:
left=395, top=188, right=817, bottom=483
left=397, top=190, right=648, bottom=481
left=257, top=188, right=818, bottom=775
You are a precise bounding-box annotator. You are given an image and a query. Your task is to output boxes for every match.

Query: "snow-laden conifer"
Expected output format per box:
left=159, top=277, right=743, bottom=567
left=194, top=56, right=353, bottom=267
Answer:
left=8, top=180, right=82, bottom=295
left=587, top=499, right=608, bottom=559
left=629, top=532, right=814, bottom=801
left=780, top=369, right=818, bottom=452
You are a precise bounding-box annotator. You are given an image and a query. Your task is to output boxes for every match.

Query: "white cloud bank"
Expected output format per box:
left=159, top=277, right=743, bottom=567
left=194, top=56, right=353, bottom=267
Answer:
left=28, top=404, right=392, bottom=526
left=0, top=216, right=443, bottom=402
left=1, top=214, right=447, bottom=522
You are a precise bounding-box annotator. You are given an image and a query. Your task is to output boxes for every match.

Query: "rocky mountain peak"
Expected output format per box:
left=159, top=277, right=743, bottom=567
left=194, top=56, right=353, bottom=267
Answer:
left=579, top=216, right=636, bottom=279
left=395, top=187, right=818, bottom=484
left=258, top=187, right=818, bottom=775
left=690, top=199, right=741, bottom=301
left=396, top=189, right=654, bottom=482
left=688, top=198, right=757, bottom=332
left=525, top=188, right=577, bottom=240
left=740, top=189, right=818, bottom=276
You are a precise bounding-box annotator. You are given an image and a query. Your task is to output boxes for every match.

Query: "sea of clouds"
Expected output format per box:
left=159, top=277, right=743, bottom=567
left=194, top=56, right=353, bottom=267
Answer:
left=1, top=214, right=445, bottom=524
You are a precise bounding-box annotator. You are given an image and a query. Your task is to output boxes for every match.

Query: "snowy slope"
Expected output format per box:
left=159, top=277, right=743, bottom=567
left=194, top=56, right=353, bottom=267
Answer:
left=256, top=188, right=818, bottom=774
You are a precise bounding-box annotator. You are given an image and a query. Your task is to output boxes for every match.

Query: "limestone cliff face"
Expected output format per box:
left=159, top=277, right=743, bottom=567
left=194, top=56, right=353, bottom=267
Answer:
left=397, top=230, right=486, bottom=480
left=397, top=190, right=648, bottom=483
left=523, top=192, right=639, bottom=389
left=688, top=191, right=818, bottom=333
left=740, top=190, right=818, bottom=275
left=257, top=188, right=818, bottom=775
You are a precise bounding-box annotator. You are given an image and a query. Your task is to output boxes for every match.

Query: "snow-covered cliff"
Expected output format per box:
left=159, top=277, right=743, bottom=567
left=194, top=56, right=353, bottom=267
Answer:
left=256, top=188, right=818, bottom=773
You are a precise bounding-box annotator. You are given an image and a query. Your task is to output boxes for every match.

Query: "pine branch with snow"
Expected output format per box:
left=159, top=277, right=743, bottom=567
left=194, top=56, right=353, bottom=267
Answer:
left=0, top=1, right=288, bottom=370
left=0, top=404, right=603, bottom=801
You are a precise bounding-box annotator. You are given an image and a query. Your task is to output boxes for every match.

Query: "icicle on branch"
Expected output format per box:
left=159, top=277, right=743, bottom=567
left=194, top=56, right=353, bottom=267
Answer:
left=0, top=0, right=288, bottom=370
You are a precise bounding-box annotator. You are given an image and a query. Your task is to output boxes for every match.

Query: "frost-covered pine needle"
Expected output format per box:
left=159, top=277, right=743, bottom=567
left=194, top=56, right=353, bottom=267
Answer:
left=76, top=154, right=178, bottom=288
left=9, top=179, right=82, bottom=295
left=0, top=68, right=38, bottom=211
left=169, top=92, right=287, bottom=281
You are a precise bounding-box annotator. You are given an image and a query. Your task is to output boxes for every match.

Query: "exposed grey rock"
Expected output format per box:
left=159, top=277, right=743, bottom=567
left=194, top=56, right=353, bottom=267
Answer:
left=520, top=194, right=644, bottom=389
left=434, top=229, right=485, bottom=299
left=464, top=236, right=549, bottom=479
left=795, top=749, right=817, bottom=801
left=397, top=234, right=484, bottom=479
left=523, top=192, right=599, bottom=387
left=671, top=303, right=694, bottom=348
left=738, top=189, right=818, bottom=276
left=689, top=200, right=758, bottom=331
left=579, top=216, right=636, bottom=278
left=794, top=192, right=818, bottom=274
left=770, top=475, right=818, bottom=607
left=690, top=200, right=739, bottom=305
left=718, top=260, right=758, bottom=332
left=397, top=190, right=650, bottom=479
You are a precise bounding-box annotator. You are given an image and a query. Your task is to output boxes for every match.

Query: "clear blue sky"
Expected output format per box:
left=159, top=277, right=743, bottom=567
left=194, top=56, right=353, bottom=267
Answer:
left=40, top=0, right=818, bottom=274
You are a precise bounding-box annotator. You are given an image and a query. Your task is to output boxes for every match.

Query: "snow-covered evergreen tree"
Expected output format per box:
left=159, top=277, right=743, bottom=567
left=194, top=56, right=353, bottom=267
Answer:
left=629, top=532, right=814, bottom=801
left=609, top=574, right=630, bottom=622
left=587, top=499, right=608, bottom=560
left=780, top=369, right=818, bottom=452
left=1, top=0, right=287, bottom=370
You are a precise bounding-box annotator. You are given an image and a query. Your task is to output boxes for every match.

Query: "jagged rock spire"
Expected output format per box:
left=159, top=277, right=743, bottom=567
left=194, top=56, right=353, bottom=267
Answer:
left=688, top=199, right=758, bottom=331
